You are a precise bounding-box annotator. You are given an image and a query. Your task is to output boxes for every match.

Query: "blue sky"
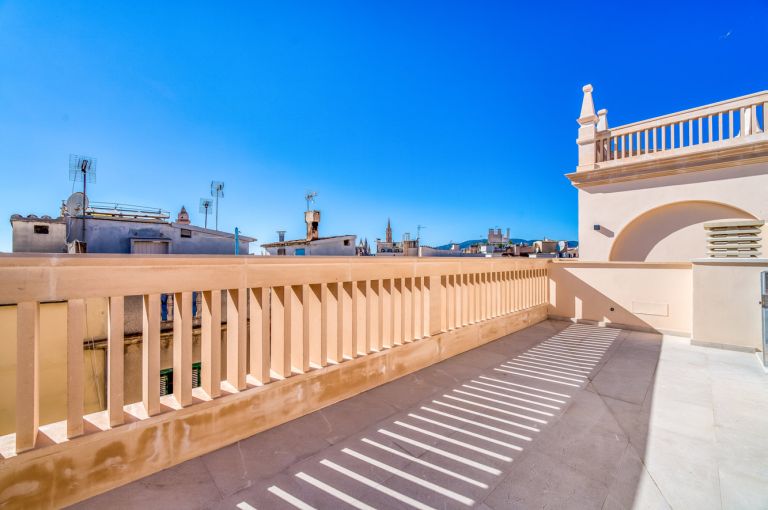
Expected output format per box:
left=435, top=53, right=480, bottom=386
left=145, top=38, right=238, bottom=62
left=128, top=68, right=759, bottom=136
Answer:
left=1, top=1, right=766, bottom=252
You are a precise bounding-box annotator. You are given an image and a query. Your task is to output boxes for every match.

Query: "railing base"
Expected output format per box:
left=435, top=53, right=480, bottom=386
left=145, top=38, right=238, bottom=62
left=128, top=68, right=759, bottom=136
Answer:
left=0, top=305, right=547, bottom=510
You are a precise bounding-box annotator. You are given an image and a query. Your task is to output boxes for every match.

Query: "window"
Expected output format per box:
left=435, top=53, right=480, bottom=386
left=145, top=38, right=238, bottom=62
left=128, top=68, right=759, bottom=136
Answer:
left=180, top=229, right=192, bottom=238
left=159, top=362, right=202, bottom=396
left=33, top=225, right=49, bottom=235
left=343, top=239, right=350, bottom=246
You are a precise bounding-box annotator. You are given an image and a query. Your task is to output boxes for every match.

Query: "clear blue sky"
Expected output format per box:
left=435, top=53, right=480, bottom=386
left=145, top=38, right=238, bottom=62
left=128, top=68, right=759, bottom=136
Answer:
left=1, top=1, right=766, bottom=252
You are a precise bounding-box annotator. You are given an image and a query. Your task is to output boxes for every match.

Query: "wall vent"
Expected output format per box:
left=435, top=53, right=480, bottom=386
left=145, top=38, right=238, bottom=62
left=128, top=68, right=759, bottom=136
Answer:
left=705, top=220, right=764, bottom=258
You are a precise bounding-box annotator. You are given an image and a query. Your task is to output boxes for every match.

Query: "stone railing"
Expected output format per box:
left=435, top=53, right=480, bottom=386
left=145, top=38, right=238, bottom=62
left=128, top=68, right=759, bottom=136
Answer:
left=0, top=254, right=549, bottom=507
left=576, top=86, right=768, bottom=171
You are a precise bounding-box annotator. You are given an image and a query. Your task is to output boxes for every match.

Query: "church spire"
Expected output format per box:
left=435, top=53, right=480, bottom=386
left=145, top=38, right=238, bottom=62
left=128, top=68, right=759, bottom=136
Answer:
left=385, top=218, right=393, bottom=243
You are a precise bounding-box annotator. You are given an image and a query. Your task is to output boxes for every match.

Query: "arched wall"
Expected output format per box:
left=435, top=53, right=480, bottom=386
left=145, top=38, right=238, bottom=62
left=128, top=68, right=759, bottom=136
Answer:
left=609, top=201, right=756, bottom=262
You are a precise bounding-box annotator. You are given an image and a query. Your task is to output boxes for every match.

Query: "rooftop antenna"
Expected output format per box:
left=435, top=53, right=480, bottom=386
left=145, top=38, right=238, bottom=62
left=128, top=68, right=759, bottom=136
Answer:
left=199, top=198, right=213, bottom=229
left=210, top=181, right=224, bottom=230
left=68, top=154, right=97, bottom=245
left=417, top=224, right=426, bottom=242
left=305, top=191, right=318, bottom=211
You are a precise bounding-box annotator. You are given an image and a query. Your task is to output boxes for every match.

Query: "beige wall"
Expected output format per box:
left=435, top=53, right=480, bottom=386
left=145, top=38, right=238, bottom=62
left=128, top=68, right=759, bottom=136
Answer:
left=578, top=163, right=768, bottom=261
left=692, top=260, right=767, bottom=351
left=548, top=261, right=692, bottom=336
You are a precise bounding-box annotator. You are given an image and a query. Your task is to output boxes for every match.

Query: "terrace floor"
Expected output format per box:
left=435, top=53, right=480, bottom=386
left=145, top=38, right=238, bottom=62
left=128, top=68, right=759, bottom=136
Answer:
left=71, top=320, right=768, bottom=510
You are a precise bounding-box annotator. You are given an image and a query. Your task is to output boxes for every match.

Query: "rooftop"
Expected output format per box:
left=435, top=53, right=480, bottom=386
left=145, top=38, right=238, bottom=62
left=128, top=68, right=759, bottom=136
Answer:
left=71, top=321, right=768, bottom=509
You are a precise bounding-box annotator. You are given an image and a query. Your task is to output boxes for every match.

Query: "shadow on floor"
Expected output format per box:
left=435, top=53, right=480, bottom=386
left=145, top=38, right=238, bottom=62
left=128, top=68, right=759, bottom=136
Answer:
left=70, top=320, right=663, bottom=510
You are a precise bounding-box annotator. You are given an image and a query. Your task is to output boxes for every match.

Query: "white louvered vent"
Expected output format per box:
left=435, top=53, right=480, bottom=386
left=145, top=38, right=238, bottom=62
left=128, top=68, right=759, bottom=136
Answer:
left=705, top=220, right=764, bottom=258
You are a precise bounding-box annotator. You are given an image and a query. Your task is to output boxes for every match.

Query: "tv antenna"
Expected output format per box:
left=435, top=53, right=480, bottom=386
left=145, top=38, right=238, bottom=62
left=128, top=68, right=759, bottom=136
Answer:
left=210, top=181, right=224, bottom=230
left=199, top=198, right=213, bottom=229
left=305, top=191, right=318, bottom=211
left=68, top=154, right=97, bottom=244
left=417, top=224, right=426, bottom=242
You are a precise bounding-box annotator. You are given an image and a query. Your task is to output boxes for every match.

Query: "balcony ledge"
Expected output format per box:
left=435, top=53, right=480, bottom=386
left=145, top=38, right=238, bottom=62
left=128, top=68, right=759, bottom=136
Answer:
left=567, top=134, right=768, bottom=188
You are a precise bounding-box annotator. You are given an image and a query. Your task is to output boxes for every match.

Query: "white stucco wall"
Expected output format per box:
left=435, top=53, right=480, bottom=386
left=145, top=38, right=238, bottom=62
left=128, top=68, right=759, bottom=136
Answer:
left=578, top=162, right=768, bottom=261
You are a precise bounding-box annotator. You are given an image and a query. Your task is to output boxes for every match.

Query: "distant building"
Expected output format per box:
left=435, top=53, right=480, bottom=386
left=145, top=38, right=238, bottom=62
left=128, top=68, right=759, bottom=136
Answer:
left=262, top=210, right=356, bottom=256
left=10, top=215, right=67, bottom=253
left=356, top=238, right=372, bottom=256
left=10, top=200, right=253, bottom=254
left=375, top=219, right=419, bottom=256
left=487, top=227, right=511, bottom=245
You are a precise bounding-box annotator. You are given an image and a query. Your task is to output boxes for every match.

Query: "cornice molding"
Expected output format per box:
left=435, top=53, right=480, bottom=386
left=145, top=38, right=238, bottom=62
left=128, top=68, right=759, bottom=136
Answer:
left=566, top=138, right=768, bottom=188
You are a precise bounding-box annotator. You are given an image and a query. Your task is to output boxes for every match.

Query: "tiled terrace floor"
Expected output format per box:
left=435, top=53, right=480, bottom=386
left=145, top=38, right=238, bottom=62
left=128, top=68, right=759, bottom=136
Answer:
left=72, top=320, right=768, bottom=510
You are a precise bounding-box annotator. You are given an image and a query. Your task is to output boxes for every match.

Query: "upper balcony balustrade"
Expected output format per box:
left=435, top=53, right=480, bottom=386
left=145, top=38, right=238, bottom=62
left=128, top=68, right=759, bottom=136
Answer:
left=570, top=86, right=768, bottom=186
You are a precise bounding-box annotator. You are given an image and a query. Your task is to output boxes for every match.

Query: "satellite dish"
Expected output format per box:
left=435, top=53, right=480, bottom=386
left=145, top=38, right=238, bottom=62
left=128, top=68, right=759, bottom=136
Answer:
left=65, top=192, right=89, bottom=216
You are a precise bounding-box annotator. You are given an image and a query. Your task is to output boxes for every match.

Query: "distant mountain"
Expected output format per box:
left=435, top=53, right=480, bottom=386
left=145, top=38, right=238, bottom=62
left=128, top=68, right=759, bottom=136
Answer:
left=434, top=238, right=532, bottom=250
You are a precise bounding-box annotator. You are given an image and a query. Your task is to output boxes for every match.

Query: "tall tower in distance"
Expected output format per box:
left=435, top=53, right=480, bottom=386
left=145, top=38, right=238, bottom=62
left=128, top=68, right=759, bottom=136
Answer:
left=386, top=218, right=393, bottom=243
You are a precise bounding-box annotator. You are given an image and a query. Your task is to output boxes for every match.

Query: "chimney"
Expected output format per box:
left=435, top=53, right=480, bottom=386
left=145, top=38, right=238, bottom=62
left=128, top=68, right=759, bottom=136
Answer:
left=305, top=210, right=320, bottom=241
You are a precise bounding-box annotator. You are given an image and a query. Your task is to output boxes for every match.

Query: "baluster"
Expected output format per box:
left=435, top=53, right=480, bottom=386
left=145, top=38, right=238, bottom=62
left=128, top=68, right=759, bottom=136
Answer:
left=173, top=291, right=193, bottom=405
left=381, top=279, right=393, bottom=347
left=453, top=274, right=461, bottom=327
left=306, top=284, right=324, bottom=366
left=628, top=132, right=633, bottom=156
left=739, top=107, right=745, bottom=136
left=708, top=114, right=713, bottom=143
left=368, top=280, right=381, bottom=350
left=412, top=277, right=422, bottom=340
left=688, top=118, right=694, bottom=146
left=325, top=283, right=342, bottom=363
left=446, top=275, right=456, bottom=330
left=678, top=121, right=683, bottom=147
left=270, top=286, right=290, bottom=377
left=463, top=274, right=470, bottom=324
left=341, top=282, right=354, bottom=356
left=718, top=113, right=723, bottom=141
left=249, top=287, right=271, bottom=383
left=661, top=125, right=666, bottom=151
left=402, top=278, right=413, bottom=342
left=142, top=294, right=161, bottom=416
left=66, top=299, right=85, bottom=438
left=697, top=116, right=702, bottom=145
left=426, top=276, right=441, bottom=337
left=287, top=285, right=306, bottom=370
left=669, top=123, right=674, bottom=148
left=763, top=102, right=767, bottom=133
left=351, top=281, right=365, bottom=354
left=16, top=301, right=39, bottom=453
left=751, top=104, right=759, bottom=133
left=729, top=109, right=734, bottom=138
left=107, top=296, right=124, bottom=427
left=421, top=276, right=430, bottom=338
left=201, top=290, right=221, bottom=397
left=392, top=279, right=403, bottom=345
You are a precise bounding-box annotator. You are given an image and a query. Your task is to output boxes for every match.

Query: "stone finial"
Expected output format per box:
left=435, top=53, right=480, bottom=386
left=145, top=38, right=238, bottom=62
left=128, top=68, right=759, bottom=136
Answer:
left=596, top=109, right=609, bottom=131
left=578, top=84, right=598, bottom=126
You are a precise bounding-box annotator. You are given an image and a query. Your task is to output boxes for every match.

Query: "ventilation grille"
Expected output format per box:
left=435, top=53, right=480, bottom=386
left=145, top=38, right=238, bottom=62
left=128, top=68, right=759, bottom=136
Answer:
left=705, top=220, right=764, bottom=258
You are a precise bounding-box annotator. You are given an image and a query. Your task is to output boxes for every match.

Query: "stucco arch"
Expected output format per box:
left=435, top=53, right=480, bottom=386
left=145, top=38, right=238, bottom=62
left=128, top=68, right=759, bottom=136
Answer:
left=609, top=201, right=757, bottom=262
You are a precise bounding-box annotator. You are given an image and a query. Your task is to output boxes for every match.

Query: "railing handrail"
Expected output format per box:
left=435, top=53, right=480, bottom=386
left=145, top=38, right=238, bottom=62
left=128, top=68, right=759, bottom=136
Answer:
left=607, top=90, right=768, bottom=137
left=0, top=255, right=550, bottom=304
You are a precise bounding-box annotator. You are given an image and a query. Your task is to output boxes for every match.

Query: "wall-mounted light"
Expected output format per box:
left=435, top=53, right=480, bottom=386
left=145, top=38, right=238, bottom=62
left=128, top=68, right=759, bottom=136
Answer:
left=593, top=224, right=601, bottom=231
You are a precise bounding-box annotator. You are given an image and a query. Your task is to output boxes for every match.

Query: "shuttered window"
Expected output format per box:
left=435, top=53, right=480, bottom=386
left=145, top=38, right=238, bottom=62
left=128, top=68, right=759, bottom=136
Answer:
left=159, top=362, right=202, bottom=396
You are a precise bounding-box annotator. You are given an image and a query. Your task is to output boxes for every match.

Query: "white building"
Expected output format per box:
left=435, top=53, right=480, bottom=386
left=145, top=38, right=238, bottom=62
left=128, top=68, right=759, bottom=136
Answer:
left=569, top=85, right=768, bottom=261
left=262, top=210, right=357, bottom=256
